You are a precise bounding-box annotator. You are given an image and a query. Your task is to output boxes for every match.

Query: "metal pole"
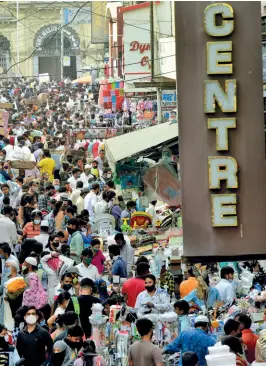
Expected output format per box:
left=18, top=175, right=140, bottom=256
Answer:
left=16, top=0, right=20, bottom=76
left=60, top=9, right=64, bottom=81
left=157, top=87, right=162, bottom=123
left=150, top=1, right=154, bottom=80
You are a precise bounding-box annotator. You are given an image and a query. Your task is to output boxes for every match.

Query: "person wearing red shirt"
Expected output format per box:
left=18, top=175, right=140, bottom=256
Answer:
left=238, top=314, right=258, bottom=364
left=122, top=262, right=150, bottom=307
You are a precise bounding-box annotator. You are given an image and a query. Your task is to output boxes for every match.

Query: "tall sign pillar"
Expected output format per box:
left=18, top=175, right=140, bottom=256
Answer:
left=175, top=2, right=266, bottom=260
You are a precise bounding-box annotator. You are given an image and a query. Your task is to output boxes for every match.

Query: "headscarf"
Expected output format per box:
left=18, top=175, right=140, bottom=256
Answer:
left=95, top=279, right=109, bottom=302
left=51, top=341, right=73, bottom=366
left=22, top=272, right=47, bottom=309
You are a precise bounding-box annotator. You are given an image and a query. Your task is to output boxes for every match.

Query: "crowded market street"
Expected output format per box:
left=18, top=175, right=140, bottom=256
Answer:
left=0, top=1, right=265, bottom=366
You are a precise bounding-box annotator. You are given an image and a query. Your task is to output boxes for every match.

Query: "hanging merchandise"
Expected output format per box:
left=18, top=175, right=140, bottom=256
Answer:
left=92, top=141, right=100, bottom=158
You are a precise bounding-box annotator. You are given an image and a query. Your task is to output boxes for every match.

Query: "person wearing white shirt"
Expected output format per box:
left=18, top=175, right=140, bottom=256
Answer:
left=94, top=191, right=108, bottom=216
left=34, top=220, right=50, bottom=249
left=67, top=168, right=81, bottom=191
left=75, top=249, right=100, bottom=281
left=3, top=138, right=13, bottom=160
left=146, top=200, right=158, bottom=226
left=114, top=233, right=134, bottom=275
left=216, top=266, right=236, bottom=307
left=78, top=166, right=95, bottom=189
left=84, top=183, right=100, bottom=223
left=0, top=206, right=17, bottom=254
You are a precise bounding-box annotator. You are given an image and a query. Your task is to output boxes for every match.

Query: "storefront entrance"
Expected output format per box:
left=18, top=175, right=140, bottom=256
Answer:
left=33, top=24, right=80, bottom=81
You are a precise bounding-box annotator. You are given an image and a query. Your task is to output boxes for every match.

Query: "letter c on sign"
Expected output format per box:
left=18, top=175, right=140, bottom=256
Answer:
left=204, top=3, right=234, bottom=37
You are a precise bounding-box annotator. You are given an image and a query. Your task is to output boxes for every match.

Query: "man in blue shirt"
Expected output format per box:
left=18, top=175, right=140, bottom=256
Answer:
left=109, top=244, right=127, bottom=279
left=163, top=315, right=215, bottom=366
left=183, top=275, right=222, bottom=310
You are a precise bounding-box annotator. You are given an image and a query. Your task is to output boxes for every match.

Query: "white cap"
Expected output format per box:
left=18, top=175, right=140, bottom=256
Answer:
left=25, top=257, right=37, bottom=267
left=40, top=220, right=49, bottom=227
left=194, top=315, right=209, bottom=324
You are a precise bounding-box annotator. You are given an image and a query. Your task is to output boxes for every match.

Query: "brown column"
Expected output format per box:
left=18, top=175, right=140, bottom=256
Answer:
left=175, top=1, right=266, bottom=260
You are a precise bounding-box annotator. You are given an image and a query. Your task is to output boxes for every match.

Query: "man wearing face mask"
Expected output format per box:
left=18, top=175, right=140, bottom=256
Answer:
left=75, top=248, right=100, bottom=281
left=216, top=266, right=236, bottom=307
left=55, top=273, right=75, bottom=299
left=16, top=306, right=53, bottom=366
left=21, top=256, right=39, bottom=286
left=121, top=200, right=137, bottom=220
left=0, top=324, right=20, bottom=366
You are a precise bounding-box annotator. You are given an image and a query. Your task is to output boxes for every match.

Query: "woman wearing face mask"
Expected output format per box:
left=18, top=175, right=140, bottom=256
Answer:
left=135, top=274, right=171, bottom=316
left=47, top=292, right=71, bottom=328
left=74, top=340, right=106, bottom=366
left=22, top=209, right=42, bottom=239
left=41, top=245, right=74, bottom=305
left=95, top=279, right=109, bottom=303
left=0, top=324, right=20, bottom=366
left=47, top=340, right=73, bottom=366
left=46, top=234, right=61, bottom=253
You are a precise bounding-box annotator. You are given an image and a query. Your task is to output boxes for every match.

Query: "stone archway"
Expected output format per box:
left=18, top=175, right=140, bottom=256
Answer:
left=33, top=24, right=80, bottom=80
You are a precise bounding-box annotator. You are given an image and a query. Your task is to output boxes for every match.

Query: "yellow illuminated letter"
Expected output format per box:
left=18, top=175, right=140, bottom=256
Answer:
left=208, top=118, right=236, bottom=151
left=204, top=3, right=234, bottom=37
left=207, top=41, right=232, bottom=75
left=205, top=80, right=237, bottom=113
left=211, top=194, right=238, bottom=227
left=208, top=156, right=238, bottom=189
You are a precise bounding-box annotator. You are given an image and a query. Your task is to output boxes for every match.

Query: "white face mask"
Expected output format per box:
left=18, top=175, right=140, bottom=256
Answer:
left=107, top=173, right=112, bottom=178
left=4, top=335, right=9, bottom=342
left=25, top=315, right=37, bottom=325
left=81, top=227, right=87, bottom=233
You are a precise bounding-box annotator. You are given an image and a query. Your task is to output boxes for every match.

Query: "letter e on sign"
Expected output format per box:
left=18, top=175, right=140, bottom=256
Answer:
left=211, top=194, right=238, bottom=227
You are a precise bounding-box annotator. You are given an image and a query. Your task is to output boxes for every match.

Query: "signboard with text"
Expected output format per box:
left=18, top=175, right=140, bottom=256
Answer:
left=162, top=90, right=177, bottom=118
left=175, top=2, right=266, bottom=259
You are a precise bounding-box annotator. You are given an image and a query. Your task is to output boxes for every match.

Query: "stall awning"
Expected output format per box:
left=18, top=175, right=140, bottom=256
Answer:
left=105, top=122, right=178, bottom=167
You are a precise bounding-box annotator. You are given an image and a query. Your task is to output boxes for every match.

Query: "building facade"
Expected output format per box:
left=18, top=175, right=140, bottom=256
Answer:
left=0, top=2, right=105, bottom=80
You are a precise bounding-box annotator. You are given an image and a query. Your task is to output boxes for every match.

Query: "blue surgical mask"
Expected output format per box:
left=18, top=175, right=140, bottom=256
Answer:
left=64, top=215, right=69, bottom=221
left=5, top=267, right=11, bottom=276
left=54, top=185, right=60, bottom=191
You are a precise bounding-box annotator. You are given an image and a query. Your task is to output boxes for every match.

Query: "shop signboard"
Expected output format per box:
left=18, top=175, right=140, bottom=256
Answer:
left=63, top=7, right=91, bottom=25
left=162, top=90, right=177, bottom=119
left=175, top=2, right=266, bottom=259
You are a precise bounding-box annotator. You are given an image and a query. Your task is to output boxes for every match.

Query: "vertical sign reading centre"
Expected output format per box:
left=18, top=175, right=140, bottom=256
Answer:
left=204, top=4, right=238, bottom=227
left=175, top=2, right=266, bottom=259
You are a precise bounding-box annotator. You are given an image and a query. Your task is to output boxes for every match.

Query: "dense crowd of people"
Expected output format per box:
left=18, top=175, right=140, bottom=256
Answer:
left=0, top=78, right=265, bottom=366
